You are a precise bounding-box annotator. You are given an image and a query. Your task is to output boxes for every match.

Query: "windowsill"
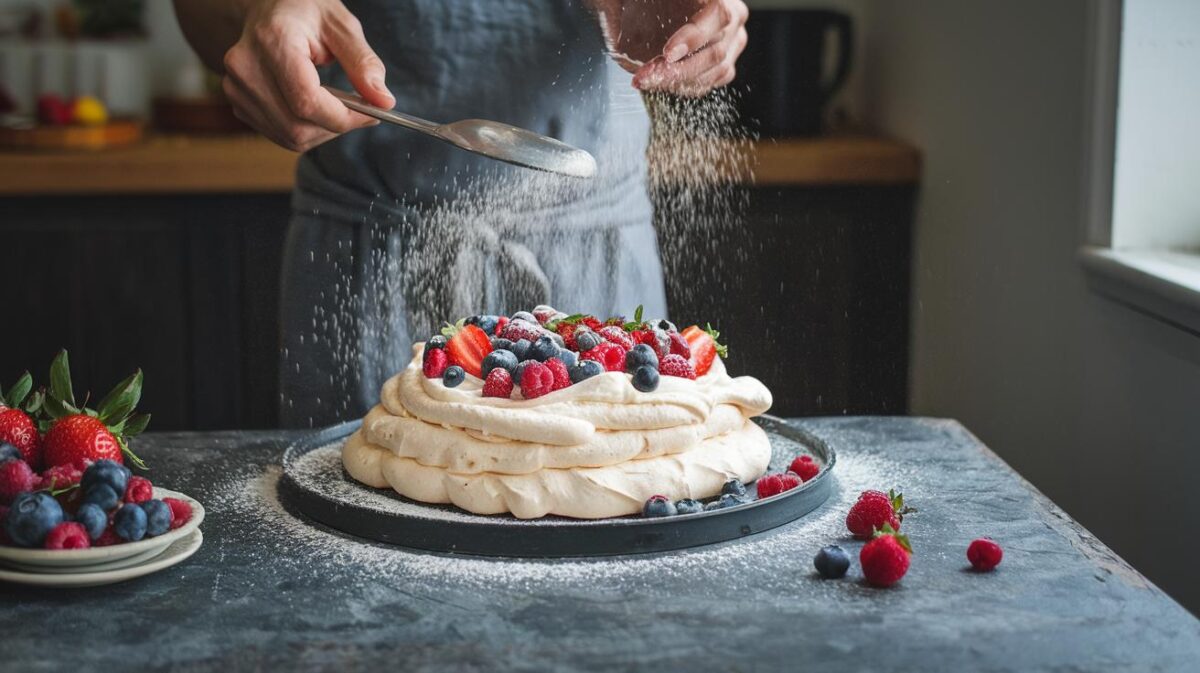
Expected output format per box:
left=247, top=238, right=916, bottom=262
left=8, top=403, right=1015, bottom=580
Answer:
left=1080, top=246, right=1200, bottom=336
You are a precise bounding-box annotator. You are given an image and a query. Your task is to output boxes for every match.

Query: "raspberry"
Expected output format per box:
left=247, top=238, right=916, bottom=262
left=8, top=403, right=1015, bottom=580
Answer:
left=43, top=521, right=90, bottom=550
left=422, top=347, right=449, bottom=378
left=581, top=316, right=603, bottom=331
left=163, top=497, right=192, bottom=529
left=544, top=358, right=571, bottom=391
left=597, top=326, right=634, bottom=351
left=659, top=354, right=696, bottom=379
left=0, top=458, right=35, bottom=505
left=93, top=526, right=121, bottom=547
left=789, top=455, right=819, bottom=482
left=756, top=473, right=784, bottom=498
left=581, top=342, right=625, bottom=372
left=778, top=472, right=802, bottom=492
left=37, top=463, right=82, bottom=491
left=482, top=368, right=514, bottom=398
left=668, top=331, right=691, bottom=358
left=519, top=361, right=555, bottom=399
left=499, top=319, right=544, bottom=343
left=124, top=475, right=154, bottom=504
left=861, top=525, right=912, bottom=587
left=846, top=489, right=908, bottom=540
left=967, top=538, right=1003, bottom=571
left=533, top=306, right=558, bottom=324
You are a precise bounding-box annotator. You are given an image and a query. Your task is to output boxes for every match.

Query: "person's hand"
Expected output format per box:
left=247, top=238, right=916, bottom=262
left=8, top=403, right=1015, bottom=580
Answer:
left=221, top=0, right=395, bottom=152
left=594, top=0, right=749, bottom=97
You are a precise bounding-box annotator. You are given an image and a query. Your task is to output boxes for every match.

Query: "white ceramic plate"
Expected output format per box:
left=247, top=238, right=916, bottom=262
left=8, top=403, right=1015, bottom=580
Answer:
left=0, top=528, right=202, bottom=588
left=0, top=488, right=204, bottom=569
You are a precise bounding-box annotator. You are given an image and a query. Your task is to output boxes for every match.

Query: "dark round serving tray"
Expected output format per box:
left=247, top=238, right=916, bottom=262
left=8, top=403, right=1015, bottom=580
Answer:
left=278, top=414, right=835, bottom=558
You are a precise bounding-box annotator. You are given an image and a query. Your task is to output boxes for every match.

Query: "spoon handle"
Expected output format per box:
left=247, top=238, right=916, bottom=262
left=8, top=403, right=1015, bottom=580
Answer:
left=323, top=86, right=441, bottom=135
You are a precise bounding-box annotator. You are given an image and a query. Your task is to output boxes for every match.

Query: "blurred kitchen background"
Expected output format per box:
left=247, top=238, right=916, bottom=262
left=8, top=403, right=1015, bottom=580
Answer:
left=1, top=1, right=1198, bottom=612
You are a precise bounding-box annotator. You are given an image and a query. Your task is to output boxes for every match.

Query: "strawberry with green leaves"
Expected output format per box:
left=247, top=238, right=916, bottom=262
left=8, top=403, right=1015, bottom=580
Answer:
left=681, top=324, right=728, bottom=377
left=40, top=351, right=150, bottom=470
left=441, top=320, right=493, bottom=379
left=0, top=372, right=44, bottom=467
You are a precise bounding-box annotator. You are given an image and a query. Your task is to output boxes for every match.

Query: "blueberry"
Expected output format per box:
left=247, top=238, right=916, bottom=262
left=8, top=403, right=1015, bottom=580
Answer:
left=490, top=337, right=514, bottom=352
left=814, top=545, right=851, bottom=579
left=4, top=492, right=64, bottom=547
left=81, top=484, right=121, bottom=511
left=141, top=499, right=172, bottom=537
left=642, top=495, right=676, bottom=518
left=512, top=360, right=534, bottom=385
left=481, top=349, right=518, bottom=378
left=74, top=503, right=108, bottom=540
left=442, top=365, right=465, bottom=388
left=426, top=335, right=447, bottom=350
left=510, top=339, right=532, bottom=362
left=511, top=311, right=537, bottom=323
left=476, top=315, right=499, bottom=335
left=721, top=479, right=747, bottom=498
left=113, top=503, right=148, bottom=542
left=0, top=442, right=21, bottom=463
left=464, top=315, right=481, bottom=326
left=529, top=336, right=558, bottom=362
left=568, top=360, right=604, bottom=384
left=575, top=330, right=603, bottom=352
left=81, top=459, right=131, bottom=498
left=704, top=493, right=746, bottom=511
left=675, top=498, right=703, bottom=515
left=650, top=319, right=677, bottom=332
left=625, top=344, right=659, bottom=372
left=553, top=349, right=578, bottom=369
left=631, top=365, right=660, bottom=392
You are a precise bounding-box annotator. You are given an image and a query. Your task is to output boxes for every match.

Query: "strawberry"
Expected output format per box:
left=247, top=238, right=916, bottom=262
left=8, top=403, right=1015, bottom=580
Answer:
left=861, top=523, right=913, bottom=587
left=0, top=371, right=44, bottom=468
left=555, top=321, right=579, bottom=350
left=681, top=324, right=727, bottom=377
left=442, top=321, right=493, bottom=379
left=846, top=489, right=912, bottom=540
left=39, top=351, right=150, bottom=470
left=494, top=315, right=509, bottom=337
left=43, top=416, right=122, bottom=469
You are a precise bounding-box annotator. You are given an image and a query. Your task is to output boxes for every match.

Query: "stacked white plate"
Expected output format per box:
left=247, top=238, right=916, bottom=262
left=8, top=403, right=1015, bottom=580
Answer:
left=0, top=488, right=205, bottom=588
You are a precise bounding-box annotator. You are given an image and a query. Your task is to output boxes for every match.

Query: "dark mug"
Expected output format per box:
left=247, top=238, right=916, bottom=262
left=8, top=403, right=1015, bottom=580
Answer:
left=734, top=9, right=854, bottom=136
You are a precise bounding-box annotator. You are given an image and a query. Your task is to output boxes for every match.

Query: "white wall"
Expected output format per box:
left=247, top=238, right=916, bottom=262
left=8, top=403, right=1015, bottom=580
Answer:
left=863, top=0, right=1200, bottom=612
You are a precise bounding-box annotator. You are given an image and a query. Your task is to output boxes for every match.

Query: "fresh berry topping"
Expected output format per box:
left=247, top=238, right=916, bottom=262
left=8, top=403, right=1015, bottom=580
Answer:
left=38, top=463, right=83, bottom=491
left=631, top=366, right=660, bottom=393
left=568, top=360, right=604, bottom=384
left=510, top=339, right=532, bottom=361
left=494, top=316, right=509, bottom=336
left=501, top=318, right=543, bottom=343
left=481, top=349, right=519, bottom=379
left=580, top=316, right=603, bottom=331
left=0, top=442, right=21, bottom=464
left=482, top=368, right=514, bottom=398
left=113, top=503, right=148, bottom=542
left=681, top=324, right=727, bottom=377
left=756, top=473, right=784, bottom=498
left=533, top=305, right=558, bottom=324
left=43, top=415, right=122, bottom=469
left=675, top=498, right=703, bottom=515
left=967, top=538, right=1003, bottom=571
left=574, top=330, right=604, bottom=353
left=511, top=311, right=537, bottom=324
left=659, top=354, right=696, bottom=379
left=789, top=455, right=819, bottom=482
left=43, top=521, right=91, bottom=550
left=860, top=523, right=913, bottom=587
left=124, top=475, right=153, bottom=504
left=528, top=336, right=560, bottom=363
left=141, top=499, right=172, bottom=537
left=814, top=545, right=851, bottom=579
left=0, top=459, right=35, bottom=505
left=625, top=344, right=659, bottom=372
left=642, top=495, right=676, bottom=518
left=778, top=472, right=802, bottom=492
left=474, top=315, right=500, bottom=335
left=163, top=497, right=192, bottom=529
left=582, top=342, right=625, bottom=372
left=668, top=331, right=692, bottom=359
left=553, top=349, right=578, bottom=369
left=545, top=358, right=571, bottom=391
left=650, top=318, right=677, bottom=332
left=519, top=361, right=555, bottom=399
left=597, top=326, right=635, bottom=351
left=444, top=323, right=493, bottom=379
left=846, top=489, right=910, bottom=540
left=422, top=347, right=449, bottom=378
left=490, top=337, right=514, bottom=352
left=4, top=492, right=64, bottom=547
left=81, top=459, right=130, bottom=496
left=426, top=335, right=448, bottom=350
left=442, top=366, right=465, bottom=388
left=512, top=360, right=534, bottom=385
left=82, top=484, right=120, bottom=511
left=74, top=503, right=108, bottom=540
left=0, top=408, right=40, bottom=469
left=721, top=479, right=746, bottom=497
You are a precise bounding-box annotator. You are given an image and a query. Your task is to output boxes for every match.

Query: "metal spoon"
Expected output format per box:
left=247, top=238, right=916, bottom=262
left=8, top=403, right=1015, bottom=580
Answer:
left=325, top=86, right=597, bottom=179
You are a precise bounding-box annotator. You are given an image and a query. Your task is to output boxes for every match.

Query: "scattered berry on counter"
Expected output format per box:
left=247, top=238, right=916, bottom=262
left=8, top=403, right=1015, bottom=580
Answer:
left=544, top=358, right=571, bottom=391
left=0, top=458, right=35, bottom=505
left=668, top=331, right=691, bottom=359
left=674, top=498, right=703, bottom=515
left=519, top=361, right=555, bottom=399
left=444, top=323, right=493, bottom=379
left=124, top=476, right=153, bottom=504
left=967, top=538, right=1003, bottom=571
left=0, top=442, right=22, bottom=464
left=642, top=495, right=676, bottom=518
left=778, top=472, right=802, bottom=492
left=631, top=366, right=660, bottom=393
left=113, top=503, right=148, bottom=542
left=426, top=335, right=447, bottom=350
left=597, top=326, right=635, bottom=351
left=510, top=339, right=532, bottom=362
left=789, top=455, right=820, bottom=482
left=482, top=368, right=514, bottom=398
left=860, top=523, right=912, bottom=587
left=756, top=474, right=784, bottom=499
left=568, top=360, right=604, bottom=384
left=659, top=354, right=696, bottom=380
left=442, top=366, right=465, bottom=388
left=422, top=347, right=449, bottom=378
left=163, top=498, right=192, bottom=530
left=814, top=545, right=851, bottom=579
left=74, top=503, right=108, bottom=540
left=625, top=344, right=659, bottom=373
left=82, top=484, right=120, bottom=511
left=81, top=459, right=131, bottom=497
left=44, top=521, right=90, bottom=550
left=481, top=349, right=518, bottom=379
left=681, top=324, right=727, bottom=377
left=528, top=335, right=559, bottom=363
left=4, top=492, right=64, bottom=547
left=581, top=342, right=625, bottom=372
left=141, top=499, right=172, bottom=537
left=574, top=330, right=604, bottom=353
left=846, top=489, right=910, bottom=540
left=721, top=479, right=746, bottom=497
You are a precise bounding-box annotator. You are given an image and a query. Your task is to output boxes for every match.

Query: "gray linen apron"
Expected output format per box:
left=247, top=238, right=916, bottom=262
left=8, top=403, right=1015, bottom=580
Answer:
left=279, top=0, right=667, bottom=427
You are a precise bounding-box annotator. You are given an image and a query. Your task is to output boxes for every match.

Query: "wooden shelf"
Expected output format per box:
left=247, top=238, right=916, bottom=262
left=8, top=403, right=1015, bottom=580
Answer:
left=0, top=133, right=919, bottom=196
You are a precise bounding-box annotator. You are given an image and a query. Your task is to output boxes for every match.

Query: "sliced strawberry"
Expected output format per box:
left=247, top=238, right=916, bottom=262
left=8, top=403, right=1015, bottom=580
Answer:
left=445, top=324, right=493, bottom=379
left=681, top=324, right=728, bottom=377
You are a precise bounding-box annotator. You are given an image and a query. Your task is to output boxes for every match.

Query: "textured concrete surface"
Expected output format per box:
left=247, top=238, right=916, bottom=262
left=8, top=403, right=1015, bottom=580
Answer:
left=2, top=417, right=1198, bottom=672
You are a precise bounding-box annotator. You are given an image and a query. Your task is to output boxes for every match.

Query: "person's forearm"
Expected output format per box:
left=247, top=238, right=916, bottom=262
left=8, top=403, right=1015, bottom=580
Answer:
left=172, top=0, right=250, bottom=73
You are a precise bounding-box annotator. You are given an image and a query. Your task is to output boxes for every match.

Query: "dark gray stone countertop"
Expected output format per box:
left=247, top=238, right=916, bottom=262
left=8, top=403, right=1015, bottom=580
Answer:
left=3, top=417, right=1198, bottom=672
